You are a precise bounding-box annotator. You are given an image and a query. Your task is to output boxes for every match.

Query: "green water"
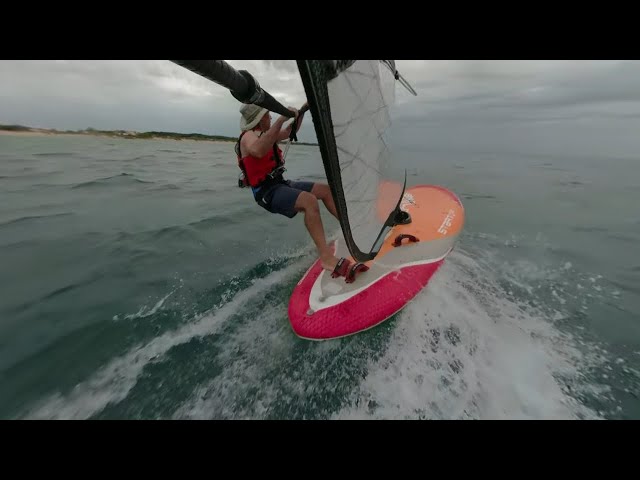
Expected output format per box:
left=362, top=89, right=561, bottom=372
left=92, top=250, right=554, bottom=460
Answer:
left=1, top=134, right=638, bottom=419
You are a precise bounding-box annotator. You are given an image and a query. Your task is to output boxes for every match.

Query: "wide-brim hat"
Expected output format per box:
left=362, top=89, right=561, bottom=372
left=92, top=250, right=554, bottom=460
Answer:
left=239, top=103, right=269, bottom=131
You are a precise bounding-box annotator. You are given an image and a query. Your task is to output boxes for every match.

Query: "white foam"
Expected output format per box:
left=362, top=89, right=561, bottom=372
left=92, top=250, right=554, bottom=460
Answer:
left=21, top=234, right=611, bottom=420
left=333, top=249, right=602, bottom=420
left=112, top=290, right=175, bottom=322
left=171, top=305, right=307, bottom=419
left=20, top=259, right=308, bottom=420
left=172, top=244, right=609, bottom=420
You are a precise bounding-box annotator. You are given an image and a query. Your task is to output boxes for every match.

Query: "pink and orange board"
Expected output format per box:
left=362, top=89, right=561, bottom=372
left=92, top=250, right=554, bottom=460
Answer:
left=288, top=185, right=465, bottom=340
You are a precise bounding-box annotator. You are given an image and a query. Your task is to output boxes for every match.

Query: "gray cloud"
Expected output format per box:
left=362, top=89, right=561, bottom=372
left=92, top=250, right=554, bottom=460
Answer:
left=0, top=60, right=313, bottom=139
left=395, top=60, right=640, bottom=114
left=261, top=60, right=299, bottom=74
left=1, top=60, right=640, bottom=157
left=389, top=60, right=640, bottom=158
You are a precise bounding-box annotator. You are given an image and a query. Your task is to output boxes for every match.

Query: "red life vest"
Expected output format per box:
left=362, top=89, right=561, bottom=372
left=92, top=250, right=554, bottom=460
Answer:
left=236, top=131, right=283, bottom=188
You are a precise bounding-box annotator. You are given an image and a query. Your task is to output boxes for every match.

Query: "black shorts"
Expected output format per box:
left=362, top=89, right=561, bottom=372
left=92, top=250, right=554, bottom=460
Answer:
left=254, top=180, right=315, bottom=218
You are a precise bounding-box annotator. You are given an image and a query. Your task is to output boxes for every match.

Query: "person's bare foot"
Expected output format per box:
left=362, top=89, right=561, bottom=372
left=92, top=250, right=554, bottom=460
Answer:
left=320, top=253, right=343, bottom=273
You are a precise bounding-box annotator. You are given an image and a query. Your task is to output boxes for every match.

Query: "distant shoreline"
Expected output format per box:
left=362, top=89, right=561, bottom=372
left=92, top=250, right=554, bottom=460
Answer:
left=0, top=124, right=319, bottom=146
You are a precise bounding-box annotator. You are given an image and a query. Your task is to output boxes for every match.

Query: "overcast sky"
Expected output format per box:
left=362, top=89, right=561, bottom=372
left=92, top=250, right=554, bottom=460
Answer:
left=1, top=60, right=639, bottom=157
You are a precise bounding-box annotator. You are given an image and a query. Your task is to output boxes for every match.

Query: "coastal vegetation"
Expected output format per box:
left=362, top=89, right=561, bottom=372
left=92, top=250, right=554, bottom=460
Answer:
left=0, top=124, right=318, bottom=146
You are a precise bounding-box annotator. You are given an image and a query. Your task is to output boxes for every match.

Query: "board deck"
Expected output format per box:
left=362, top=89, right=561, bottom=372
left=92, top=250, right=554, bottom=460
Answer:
left=288, top=185, right=464, bottom=340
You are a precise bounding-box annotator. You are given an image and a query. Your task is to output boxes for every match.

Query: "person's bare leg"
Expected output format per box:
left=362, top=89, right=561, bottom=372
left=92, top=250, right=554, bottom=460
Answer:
left=311, top=183, right=338, bottom=220
left=295, top=191, right=340, bottom=271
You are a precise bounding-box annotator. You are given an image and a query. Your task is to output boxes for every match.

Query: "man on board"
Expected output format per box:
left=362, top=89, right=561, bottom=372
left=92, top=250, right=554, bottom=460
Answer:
left=236, top=103, right=352, bottom=279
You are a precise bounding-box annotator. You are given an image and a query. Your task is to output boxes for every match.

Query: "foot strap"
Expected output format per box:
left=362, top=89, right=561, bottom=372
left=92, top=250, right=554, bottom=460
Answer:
left=331, top=258, right=351, bottom=278
left=393, top=234, right=419, bottom=247
left=345, top=262, right=369, bottom=284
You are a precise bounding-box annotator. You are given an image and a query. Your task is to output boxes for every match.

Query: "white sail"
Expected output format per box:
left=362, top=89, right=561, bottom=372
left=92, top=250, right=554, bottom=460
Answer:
left=297, top=60, right=415, bottom=262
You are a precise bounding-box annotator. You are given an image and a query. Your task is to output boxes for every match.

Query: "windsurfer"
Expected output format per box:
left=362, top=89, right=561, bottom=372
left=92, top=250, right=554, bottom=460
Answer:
left=236, top=103, right=351, bottom=278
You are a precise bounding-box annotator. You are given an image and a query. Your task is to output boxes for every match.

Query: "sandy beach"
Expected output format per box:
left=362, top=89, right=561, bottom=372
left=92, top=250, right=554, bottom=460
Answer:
left=0, top=129, right=235, bottom=143
left=0, top=130, right=85, bottom=138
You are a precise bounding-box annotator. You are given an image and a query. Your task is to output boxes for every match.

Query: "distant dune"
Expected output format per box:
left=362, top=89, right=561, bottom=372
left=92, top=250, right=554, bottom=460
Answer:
left=0, top=124, right=318, bottom=146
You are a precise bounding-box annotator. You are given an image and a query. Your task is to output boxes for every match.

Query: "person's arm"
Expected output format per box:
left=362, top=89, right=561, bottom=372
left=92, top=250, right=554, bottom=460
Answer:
left=242, top=114, right=288, bottom=158
left=277, top=103, right=307, bottom=141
